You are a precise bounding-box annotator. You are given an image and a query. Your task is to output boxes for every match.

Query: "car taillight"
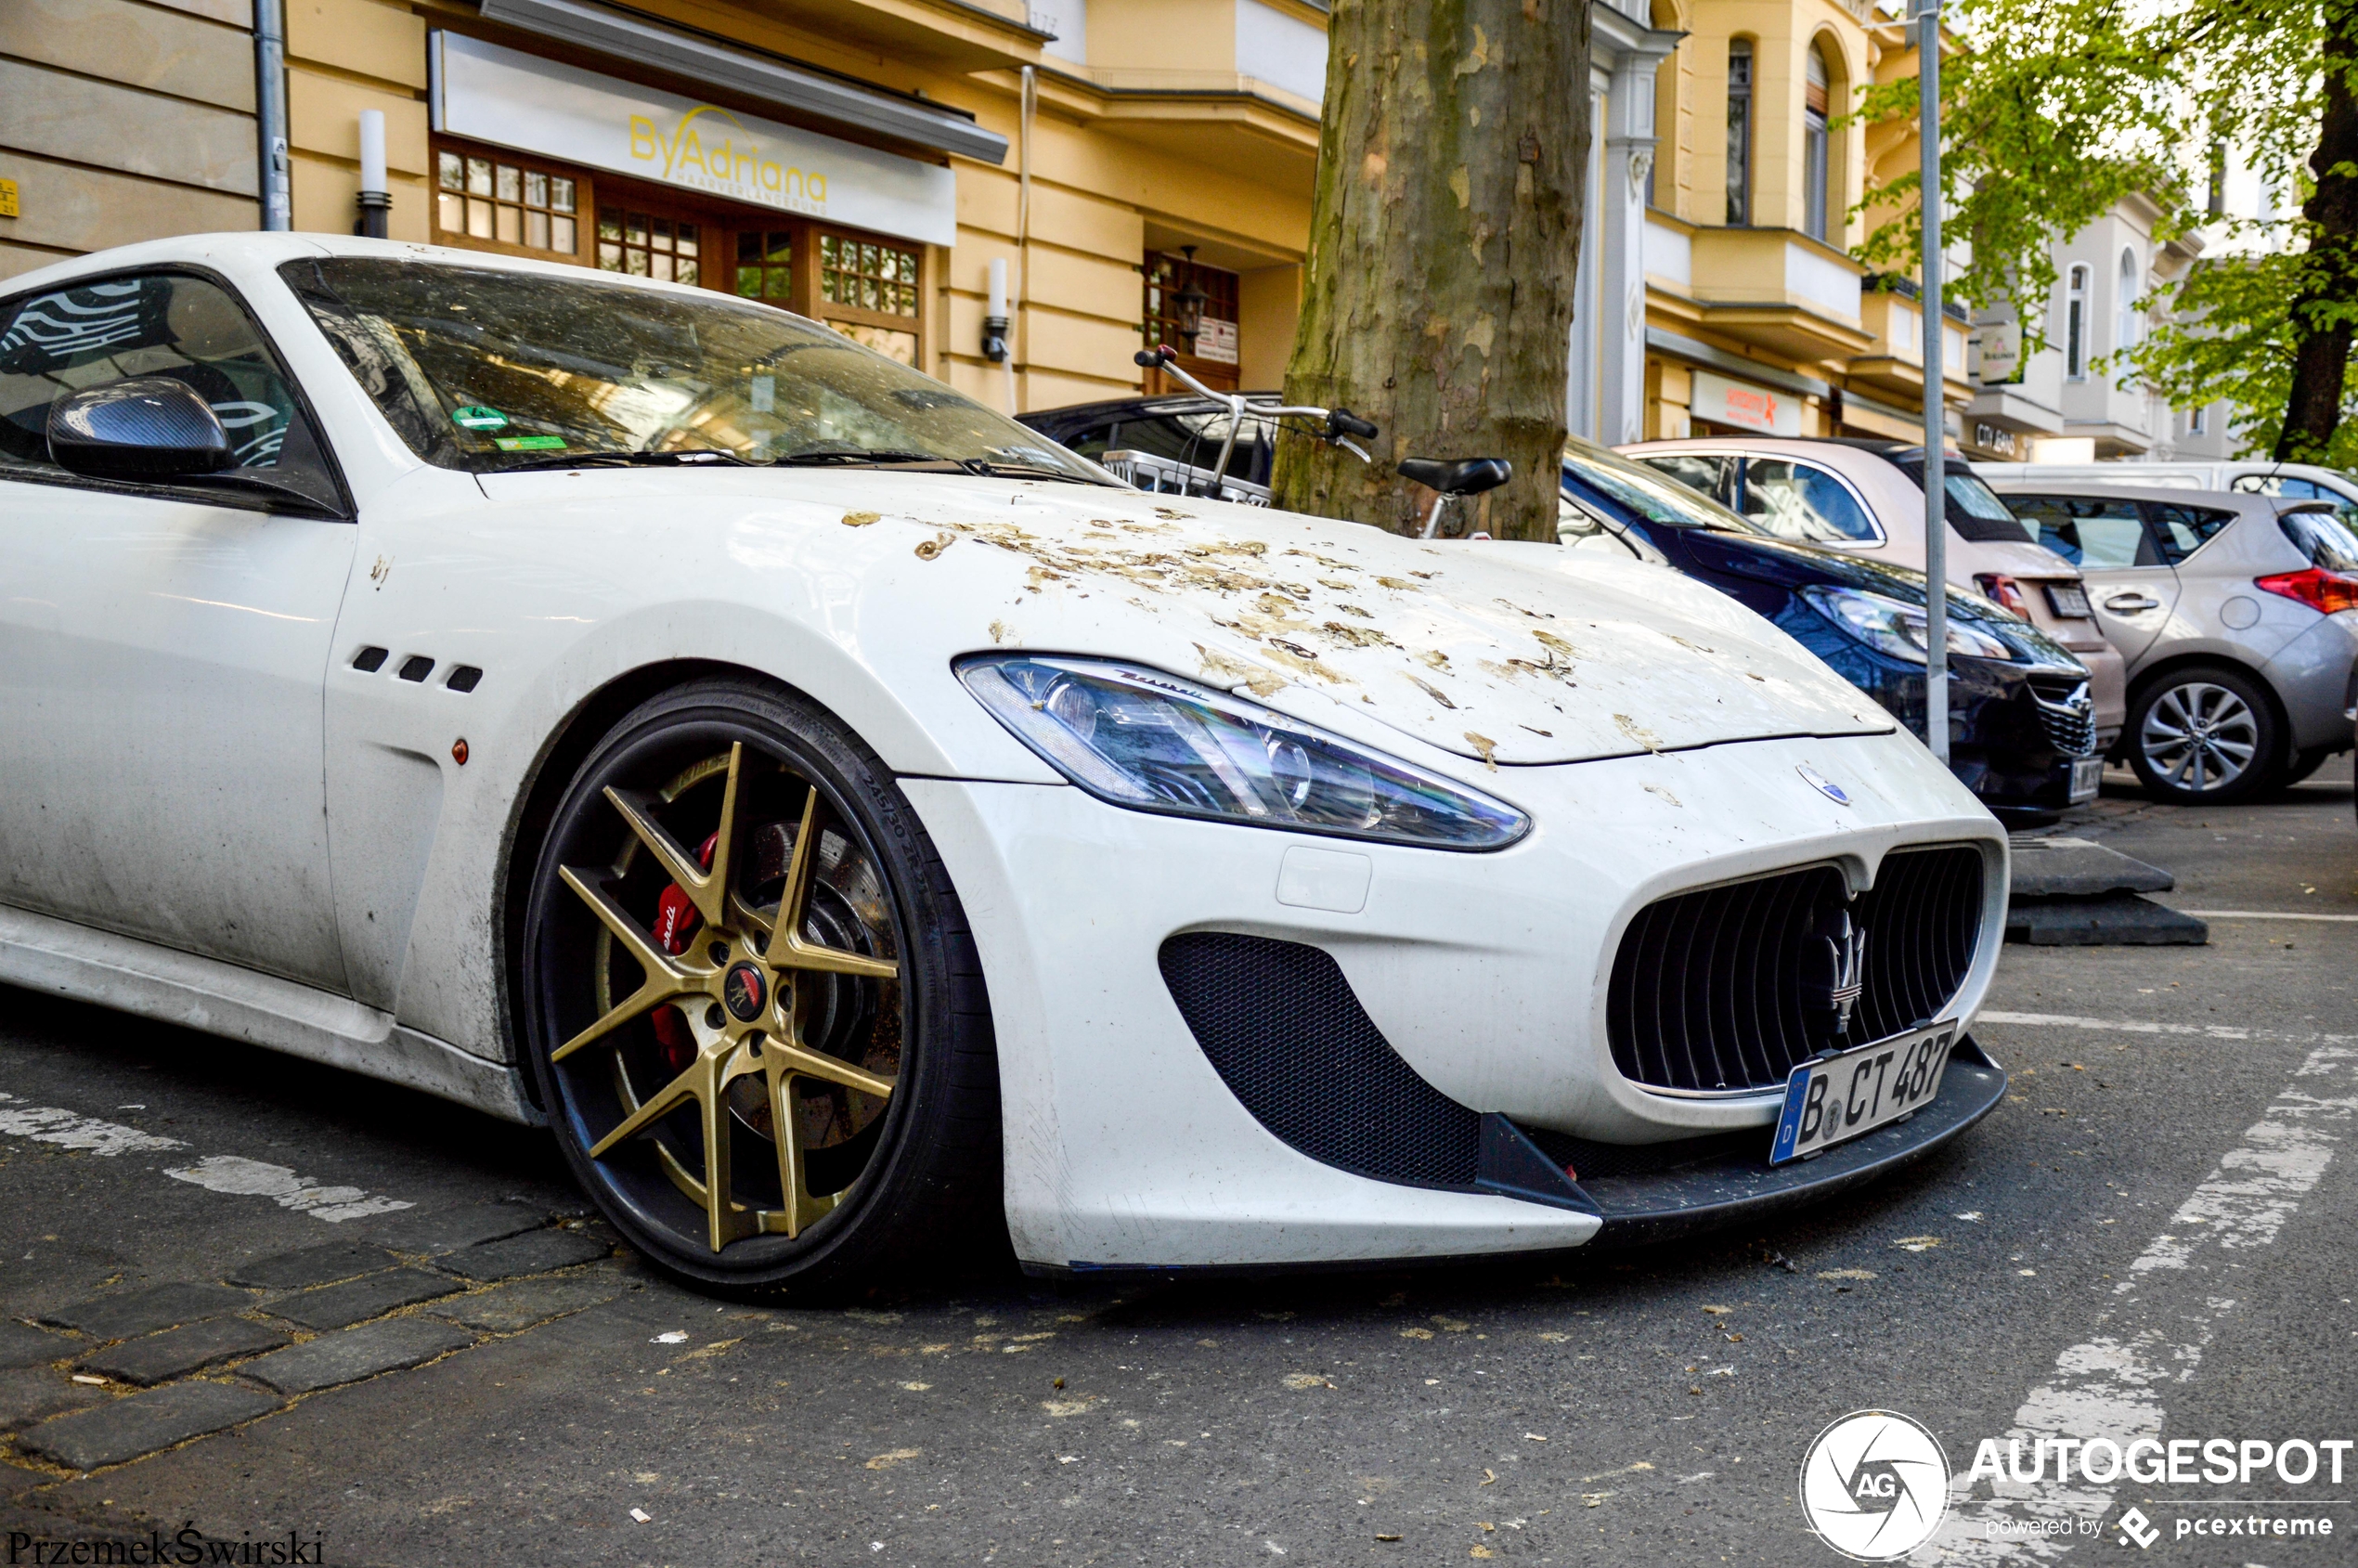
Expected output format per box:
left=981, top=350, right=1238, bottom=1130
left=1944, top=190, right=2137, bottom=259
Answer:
left=1976, top=573, right=2030, bottom=617
left=2255, top=567, right=2358, bottom=615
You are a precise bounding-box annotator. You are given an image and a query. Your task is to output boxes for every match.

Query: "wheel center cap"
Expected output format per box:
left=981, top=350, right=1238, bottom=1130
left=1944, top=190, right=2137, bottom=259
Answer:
left=721, top=961, right=769, bottom=1023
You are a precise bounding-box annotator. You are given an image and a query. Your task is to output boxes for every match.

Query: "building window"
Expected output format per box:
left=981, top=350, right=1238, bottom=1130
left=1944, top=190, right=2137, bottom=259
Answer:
left=434, top=148, right=579, bottom=258
left=2190, top=404, right=2209, bottom=436
left=2117, top=248, right=2141, bottom=354
left=596, top=209, right=701, bottom=285
left=735, top=231, right=795, bottom=303
left=1143, top=250, right=1242, bottom=393
left=2064, top=264, right=2089, bottom=381
left=815, top=233, right=923, bottom=366
left=1726, top=40, right=1753, bottom=226
left=1804, top=46, right=1832, bottom=241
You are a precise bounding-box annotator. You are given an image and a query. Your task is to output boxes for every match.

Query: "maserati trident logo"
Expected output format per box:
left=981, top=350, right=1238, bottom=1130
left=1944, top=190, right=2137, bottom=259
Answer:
left=721, top=962, right=769, bottom=1023
left=1797, top=763, right=1851, bottom=805
left=1805, top=905, right=1868, bottom=1039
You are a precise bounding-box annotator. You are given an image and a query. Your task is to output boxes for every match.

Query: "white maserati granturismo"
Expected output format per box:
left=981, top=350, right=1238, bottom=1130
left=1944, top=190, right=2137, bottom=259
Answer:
left=0, top=236, right=2009, bottom=1291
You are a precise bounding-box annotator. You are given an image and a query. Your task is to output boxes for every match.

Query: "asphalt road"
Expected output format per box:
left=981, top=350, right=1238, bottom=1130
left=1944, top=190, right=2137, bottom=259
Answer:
left=3, top=762, right=2353, bottom=1568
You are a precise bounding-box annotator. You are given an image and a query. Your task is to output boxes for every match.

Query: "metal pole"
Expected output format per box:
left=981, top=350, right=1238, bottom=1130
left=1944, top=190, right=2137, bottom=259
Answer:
left=254, top=0, right=292, bottom=231
left=1916, top=0, right=1948, bottom=763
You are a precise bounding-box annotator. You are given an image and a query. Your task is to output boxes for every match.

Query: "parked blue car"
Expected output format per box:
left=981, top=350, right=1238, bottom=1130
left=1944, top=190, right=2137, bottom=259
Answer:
left=1560, top=438, right=2097, bottom=817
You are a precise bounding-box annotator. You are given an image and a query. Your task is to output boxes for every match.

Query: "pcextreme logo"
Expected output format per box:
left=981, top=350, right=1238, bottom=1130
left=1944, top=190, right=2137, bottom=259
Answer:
left=1797, top=1410, right=1951, bottom=1562
left=626, top=105, right=832, bottom=214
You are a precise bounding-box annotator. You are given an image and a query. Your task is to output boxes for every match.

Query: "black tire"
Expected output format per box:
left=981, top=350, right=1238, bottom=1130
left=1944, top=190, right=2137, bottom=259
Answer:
left=2124, top=666, right=2283, bottom=805
left=519, top=677, right=1001, bottom=1296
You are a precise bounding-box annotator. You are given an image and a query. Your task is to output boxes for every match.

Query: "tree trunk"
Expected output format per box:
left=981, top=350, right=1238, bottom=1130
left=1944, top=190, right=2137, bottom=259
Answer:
left=1270, top=0, right=1589, bottom=540
left=2275, top=0, right=2358, bottom=462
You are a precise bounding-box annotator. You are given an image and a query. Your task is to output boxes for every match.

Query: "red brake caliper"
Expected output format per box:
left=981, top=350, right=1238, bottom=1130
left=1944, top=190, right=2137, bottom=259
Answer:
left=648, top=832, right=719, bottom=1071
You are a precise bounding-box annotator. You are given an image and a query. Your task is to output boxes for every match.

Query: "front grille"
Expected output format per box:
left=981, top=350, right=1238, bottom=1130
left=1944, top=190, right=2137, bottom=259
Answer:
left=1159, top=932, right=1479, bottom=1185
left=1606, top=846, right=1985, bottom=1094
left=2028, top=678, right=2097, bottom=758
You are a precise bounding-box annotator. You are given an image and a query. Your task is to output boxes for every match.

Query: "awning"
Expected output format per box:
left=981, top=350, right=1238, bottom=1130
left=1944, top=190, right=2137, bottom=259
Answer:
left=477, top=0, right=1011, bottom=164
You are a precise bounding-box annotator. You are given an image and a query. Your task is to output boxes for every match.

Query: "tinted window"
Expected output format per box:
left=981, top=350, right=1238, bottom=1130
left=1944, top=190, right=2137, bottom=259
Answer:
left=1639, top=453, right=1733, bottom=505
left=1739, top=458, right=1879, bottom=542
left=1892, top=458, right=2037, bottom=542
left=1104, top=410, right=1275, bottom=486
left=2279, top=507, right=2358, bottom=572
left=1563, top=440, right=1761, bottom=532
left=2142, top=502, right=2235, bottom=565
left=2007, top=494, right=2157, bottom=569
left=0, top=272, right=337, bottom=504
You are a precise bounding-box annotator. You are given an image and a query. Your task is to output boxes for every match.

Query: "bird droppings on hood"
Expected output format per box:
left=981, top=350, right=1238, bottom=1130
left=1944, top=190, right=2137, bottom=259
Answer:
left=1195, top=642, right=1288, bottom=697
left=989, top=620, right=1017, bottom=645
left=1644, top=783, right=1683, bottom=807
left=1614, top=714, right=1665, bottom=752
left=1406, top=674, right=1458, bottom=710
left=1419, top=649, right=1452, bottom=670
left=1464, top=732, right=1499, bottom=770
left=1153, top=507, right=1193, bottom=521
left=1374, top=577, right=1421, bottom=590
left=1320, top=621, right=1398, bottom=650
left=1668, top=634, right=1716, bottom=654
left=1026, top=566, right=1065, bottom=592
left=1532, top=629, right=1580, bottom=661
left=1520, top=725, right=1553, bottom=736
left=915, top=532, right=956, bottom=560
left=1495, top=597, right=1557, bottom=620
left=842, top=511, right=882, bottom=527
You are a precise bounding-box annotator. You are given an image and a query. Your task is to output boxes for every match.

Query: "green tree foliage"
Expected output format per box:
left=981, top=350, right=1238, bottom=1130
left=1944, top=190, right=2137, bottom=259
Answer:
left=1852, top=0, right=2358, bottom=465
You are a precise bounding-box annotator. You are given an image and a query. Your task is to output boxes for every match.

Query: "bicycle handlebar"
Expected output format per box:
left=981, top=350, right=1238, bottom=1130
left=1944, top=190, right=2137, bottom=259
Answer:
left=1128, top=344, right=1377, bottom=480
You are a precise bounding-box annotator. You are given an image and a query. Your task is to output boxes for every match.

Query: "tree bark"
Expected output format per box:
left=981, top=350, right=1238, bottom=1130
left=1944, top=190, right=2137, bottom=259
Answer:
left=1270, top=0, right=1589, bottom=540
left=2275, top=0, right=2358, bottom=462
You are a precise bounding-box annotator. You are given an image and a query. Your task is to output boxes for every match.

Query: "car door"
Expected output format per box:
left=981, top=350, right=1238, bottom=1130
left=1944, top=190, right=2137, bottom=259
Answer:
left=0, top=268, right=356, bottom=989
left=2006, top=492, right=2179, bottom=663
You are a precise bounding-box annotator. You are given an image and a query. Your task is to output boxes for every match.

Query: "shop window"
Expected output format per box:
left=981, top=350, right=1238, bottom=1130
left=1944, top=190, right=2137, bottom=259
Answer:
left=597, top=210, right=701, bottom=285
left=736, top=231, right=795, bottom=303
left=815, top=233, right=922, bottom=366
left=435, top=150, right=577, bottom=257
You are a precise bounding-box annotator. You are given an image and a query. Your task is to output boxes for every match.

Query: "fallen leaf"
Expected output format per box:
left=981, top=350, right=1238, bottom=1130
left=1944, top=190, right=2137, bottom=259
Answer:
left=1700, top=1305, right=1734, bottom=1315
left=1400, top=1327, right=1434, bottom=1341
left=1536, top=1331, right=1569, bottom=1342
left=1432, top=1316, right=1471, bottom=1332
left=864, top=1448, right=922, bottom=1471
left=1281, top=1373, right=1333, bottom=1390
left=841, top=511, right=881, bottom=526
left=1891, top=1236, right=1942, bottom=1252
left=1817, top=1268, right=1877, bottom=1281
left=677, top=1337, right=742, bottom=1361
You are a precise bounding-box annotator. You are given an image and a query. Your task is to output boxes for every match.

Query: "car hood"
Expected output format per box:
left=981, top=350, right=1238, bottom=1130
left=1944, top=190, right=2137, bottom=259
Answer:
left=482, top=470, right=1895, bottom=766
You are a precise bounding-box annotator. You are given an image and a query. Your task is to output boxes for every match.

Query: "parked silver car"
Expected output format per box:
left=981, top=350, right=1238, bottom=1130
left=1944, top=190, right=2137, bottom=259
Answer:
left=1989, top=480, right=2358, bottom=803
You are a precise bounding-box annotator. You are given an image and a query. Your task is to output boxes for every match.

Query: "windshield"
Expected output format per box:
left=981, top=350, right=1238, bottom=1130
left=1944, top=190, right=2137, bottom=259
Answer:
left=1561, top=436, right=1763, bottom=533
left=279, top=257, right=1108, bottom=482
left=1892, top=457, right=2036, bottom=543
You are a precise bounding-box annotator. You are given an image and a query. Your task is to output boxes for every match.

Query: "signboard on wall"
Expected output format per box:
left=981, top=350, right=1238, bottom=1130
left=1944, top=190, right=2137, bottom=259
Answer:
left=1192, top=318, right=1238, bottom=365
left=431, top=32, right=956, bottom=247
left=1690, top=369, right=1802, bottom=436
left=1973, top=317, right=2023, bottom=386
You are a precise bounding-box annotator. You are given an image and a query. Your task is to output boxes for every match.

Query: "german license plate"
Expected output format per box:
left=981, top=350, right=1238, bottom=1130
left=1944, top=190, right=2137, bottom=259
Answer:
left=1769, top=1022, right=1956, bottom=1165
left=2044, top=582, right=2093, bottom=618
left=2070, top=757, right=2105, bottom=802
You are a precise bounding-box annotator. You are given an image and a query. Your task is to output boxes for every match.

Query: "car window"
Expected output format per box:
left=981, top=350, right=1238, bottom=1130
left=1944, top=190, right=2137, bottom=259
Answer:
left=2006, top=494, right=2158, bottom=569
left=1637, top=453, right=1732, bottom=505
left=2278, top=507, right=2358, bottom=572
left=1738, top=459, right=1879, bottom=542
left=0, top=272, right=339, bottom=504
left=1563, top=440, right=1762, bottom=533
left=1106, top=411, right=1275, bottom=486
left=2142, top=502, right=2235, bottom=566
left=1891, top=458, right=2037, bottom=543
left=1556, top=491, right=1642, bottom=557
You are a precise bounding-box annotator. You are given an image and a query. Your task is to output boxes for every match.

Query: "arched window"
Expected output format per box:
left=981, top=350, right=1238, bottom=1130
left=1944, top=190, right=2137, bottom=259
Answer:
left=1726, top=40, right=1753, bottom=226
left=2117, top=249, right=2141, bottom=354
left=2064, top=264, right=2089, bottom=380
left=1804, top=46, right=1832, bottom=240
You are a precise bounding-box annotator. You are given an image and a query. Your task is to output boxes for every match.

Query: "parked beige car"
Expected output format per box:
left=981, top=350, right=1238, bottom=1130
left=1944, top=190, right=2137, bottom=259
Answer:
left=1623, top=437, right=2127, bottom=752
left=1989, top=480, right=2358, bottom=803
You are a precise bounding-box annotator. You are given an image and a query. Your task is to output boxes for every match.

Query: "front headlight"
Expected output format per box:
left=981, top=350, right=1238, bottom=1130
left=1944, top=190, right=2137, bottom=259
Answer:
left=1799, top=586, right=2016, bottom=664
left=956, top=654, right=1531, bottom=850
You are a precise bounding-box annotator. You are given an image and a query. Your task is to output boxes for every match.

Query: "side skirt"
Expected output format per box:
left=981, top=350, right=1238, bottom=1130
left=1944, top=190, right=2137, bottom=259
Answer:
left=0, top=902, right=538, bottom=1124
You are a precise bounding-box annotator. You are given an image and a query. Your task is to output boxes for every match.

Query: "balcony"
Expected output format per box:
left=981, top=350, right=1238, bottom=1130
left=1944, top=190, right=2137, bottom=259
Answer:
left=1687, top=227, right=1873, bottom=364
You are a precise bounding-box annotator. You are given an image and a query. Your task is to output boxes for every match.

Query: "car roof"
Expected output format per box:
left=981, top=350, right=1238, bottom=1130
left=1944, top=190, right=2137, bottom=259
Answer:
left=1982, top=480, right=2276, bottom=509
left=1018, top=393, right=1280, bottom=428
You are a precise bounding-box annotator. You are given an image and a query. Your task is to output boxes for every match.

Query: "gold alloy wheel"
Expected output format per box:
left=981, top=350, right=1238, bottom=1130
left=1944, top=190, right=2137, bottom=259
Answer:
left=555, top=743, right=900, bottom=1251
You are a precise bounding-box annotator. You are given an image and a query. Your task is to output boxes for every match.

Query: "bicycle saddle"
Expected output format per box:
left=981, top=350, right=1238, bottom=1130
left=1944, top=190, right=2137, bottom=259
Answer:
left=1397, top=457, right=1511, bottom=495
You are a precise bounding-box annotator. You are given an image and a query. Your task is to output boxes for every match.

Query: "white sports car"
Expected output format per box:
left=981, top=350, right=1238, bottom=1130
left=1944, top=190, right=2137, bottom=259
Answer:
left=0, top=236, right=2009, bottom=1291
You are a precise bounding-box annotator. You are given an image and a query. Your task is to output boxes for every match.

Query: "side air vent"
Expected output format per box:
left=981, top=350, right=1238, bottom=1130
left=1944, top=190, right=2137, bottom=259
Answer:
left=446, top=665, right=483, bottom=693
left=397, top=655, right=434, bottom=683
left=1159, top=932, right=1479, bottom=1186
left=1606, top=845, right=1985, bottom=1095
left=351, top=646, right=389, bottom=672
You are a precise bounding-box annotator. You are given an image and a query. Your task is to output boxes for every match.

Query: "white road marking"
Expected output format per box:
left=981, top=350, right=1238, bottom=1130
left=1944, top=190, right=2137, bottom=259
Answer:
left=0, top=1092, right=186, bottom=1156
left=1925, top=1043, right=2358, bottom=1562
left=2180, top=910, right=2358, bottom=922
left=1978, top=1011, right=2355, bottom=1046
left=162, top=1153, right=411, bottom=1223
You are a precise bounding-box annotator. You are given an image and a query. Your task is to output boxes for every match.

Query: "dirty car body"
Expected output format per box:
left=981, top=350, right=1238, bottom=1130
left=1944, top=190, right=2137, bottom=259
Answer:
left=0, top=237, right=2008, bottom=1287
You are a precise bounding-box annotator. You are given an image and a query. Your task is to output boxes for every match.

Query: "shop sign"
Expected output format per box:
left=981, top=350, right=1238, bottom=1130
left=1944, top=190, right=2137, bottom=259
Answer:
left=1192, top=318, right=1238, bottom=365
left=1973, top=317, right=2023, bottom=386
left=432, top=32, right=956, bottom=248
left=1690, top=369, right=1800, bottom=436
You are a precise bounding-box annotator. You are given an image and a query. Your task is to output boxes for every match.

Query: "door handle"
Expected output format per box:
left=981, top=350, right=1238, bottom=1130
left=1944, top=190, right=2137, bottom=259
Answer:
left=2103, top=593, right=2161, bottom=613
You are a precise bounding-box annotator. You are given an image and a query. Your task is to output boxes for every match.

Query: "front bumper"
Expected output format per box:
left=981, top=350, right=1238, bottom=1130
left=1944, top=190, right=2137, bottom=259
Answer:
left=902, top=727, right=2005, bottom=1270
